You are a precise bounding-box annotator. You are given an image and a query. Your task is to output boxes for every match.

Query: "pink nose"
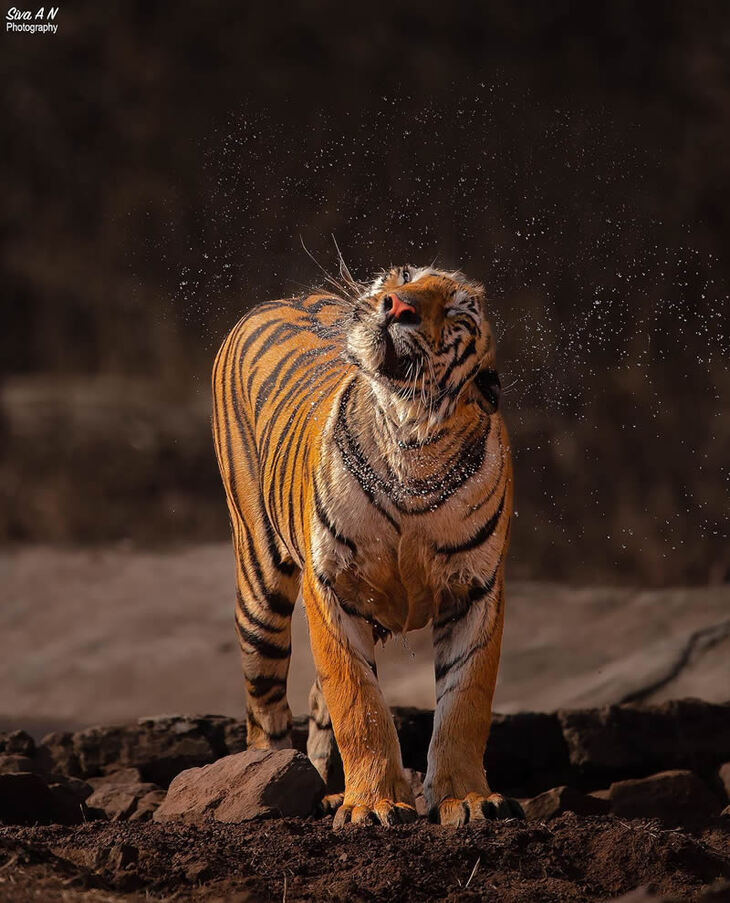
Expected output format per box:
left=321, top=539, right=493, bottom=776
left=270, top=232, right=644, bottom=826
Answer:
left=385, top=293, right=417, bottom=321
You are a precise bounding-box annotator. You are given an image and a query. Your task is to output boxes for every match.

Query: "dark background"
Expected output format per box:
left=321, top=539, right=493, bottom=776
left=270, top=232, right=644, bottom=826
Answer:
left=2, top=1, right=728, bottom=585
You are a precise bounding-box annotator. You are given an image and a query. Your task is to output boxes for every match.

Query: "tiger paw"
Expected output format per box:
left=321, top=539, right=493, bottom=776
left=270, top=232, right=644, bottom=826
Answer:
left=429, top=792, right=525, bottom=826
left=333, top=799, right=418, bottom=829
left=319, top=792, right=345, bottom=815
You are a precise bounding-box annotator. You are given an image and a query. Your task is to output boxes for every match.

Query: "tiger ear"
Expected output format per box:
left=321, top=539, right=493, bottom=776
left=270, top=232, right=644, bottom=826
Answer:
left=474, top=368, right=501, bottom=412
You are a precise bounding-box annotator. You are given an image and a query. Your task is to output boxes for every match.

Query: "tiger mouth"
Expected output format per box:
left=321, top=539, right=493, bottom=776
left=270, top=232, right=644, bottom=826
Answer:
left=379, top=331, right=421, bottom=382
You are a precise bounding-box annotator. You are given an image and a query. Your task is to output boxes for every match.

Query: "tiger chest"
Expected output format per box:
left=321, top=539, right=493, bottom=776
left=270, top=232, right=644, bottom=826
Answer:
left=311, top=488, right=494, bottom=635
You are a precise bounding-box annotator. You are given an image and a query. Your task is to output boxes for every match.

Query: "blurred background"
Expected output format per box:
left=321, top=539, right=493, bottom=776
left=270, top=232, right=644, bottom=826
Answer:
left=2, top=1, right=730, bottom=732
left=2, top=0, right=729, bottom=587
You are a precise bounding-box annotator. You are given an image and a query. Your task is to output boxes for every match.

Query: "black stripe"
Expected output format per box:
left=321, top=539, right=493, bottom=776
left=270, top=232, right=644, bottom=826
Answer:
left=247, top=710, right=291, bottom=742
left=224, top=376, right=297, bottom=577
left=333, top=380, right=401, bottom=533
left=434, top=585, right=504, bottom=682
left=246, top=675, right=287, bottom=698
left=240, top=320, right=279, bottom=360
left=254, top=346, right=299, bottom=416
left=258, top=353, right=339, bottom=465
left=315, top=569, right=332, bottom=588
left=449, top=360, right=481, bottom=399
left=235, top=618, right=291, bottom=659
left=433, top=568, right=498, bottom=632
left=313, top=477, right=357, bottom=553
left=309, top=715, right=332, bottom=732
left=435, top=489, right=506, bottom=555
left=266, top=591, right=296, bottom=617
left=434, top=639, right=483, bottom=683
left=248, top=321, right=304, bottom=367
left=236, top=590, right=287, bottom=633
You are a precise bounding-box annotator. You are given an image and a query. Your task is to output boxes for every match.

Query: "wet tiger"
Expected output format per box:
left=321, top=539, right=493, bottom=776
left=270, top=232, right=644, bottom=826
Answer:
left=211, top=264, right=524, bottom=827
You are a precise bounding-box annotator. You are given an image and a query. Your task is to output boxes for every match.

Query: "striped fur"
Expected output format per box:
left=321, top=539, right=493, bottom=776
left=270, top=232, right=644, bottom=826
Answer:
left=212, top=265, right=523, bottom=826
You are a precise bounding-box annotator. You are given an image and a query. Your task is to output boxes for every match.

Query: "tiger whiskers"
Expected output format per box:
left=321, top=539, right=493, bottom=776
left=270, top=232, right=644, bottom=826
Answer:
left=298, top=235, right=363, bottom=306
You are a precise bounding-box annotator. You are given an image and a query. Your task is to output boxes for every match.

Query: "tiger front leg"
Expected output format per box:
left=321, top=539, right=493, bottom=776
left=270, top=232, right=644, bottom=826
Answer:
left=425, top=580, right=525, bottom=826
left=302, top=570, right=416, bottom=828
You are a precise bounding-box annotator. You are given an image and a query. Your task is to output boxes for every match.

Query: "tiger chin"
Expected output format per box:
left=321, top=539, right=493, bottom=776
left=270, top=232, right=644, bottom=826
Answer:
left=212, top=264, right=524, bottom=828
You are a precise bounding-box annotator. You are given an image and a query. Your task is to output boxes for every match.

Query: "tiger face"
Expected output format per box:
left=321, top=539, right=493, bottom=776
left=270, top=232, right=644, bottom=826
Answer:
left=346, top=265, right=501, bottom=424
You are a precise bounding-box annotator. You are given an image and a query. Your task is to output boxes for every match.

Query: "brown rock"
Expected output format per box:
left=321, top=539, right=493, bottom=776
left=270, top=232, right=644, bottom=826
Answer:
left=88, top=767, right=143, bottom=788
left=523, top=785, right=609, bottom=821
left=128, top=789, right=166, bottom=822
left=36, top=731, right=81, bottom=777
left=403, top=768, right=428, bottom=817
left=0, top=772, right=56, bottom=825
left=0, top=754, right=36, bottom=774
left=86, top=781, right=164, bottom=820
left=48, top=780, right=96, bottom=824
left=609, top=889, right=658, bottom=902
left=559, top=699, right=730, bottom=780
left=38, top=715, right=242, bottom=785
left=0, top=730, right=35, bottom=757
left=718, top=762, right=730, bottom=802
left=608, top=769, right=722, bottom=822
left=154, top=748, right=324, bottom=824
left=108, top=843, right=139, bottom=871
left=612, top=881, right=730, bottom=902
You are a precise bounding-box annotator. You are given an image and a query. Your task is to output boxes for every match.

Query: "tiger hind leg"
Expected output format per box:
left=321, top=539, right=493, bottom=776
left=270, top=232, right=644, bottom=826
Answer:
left=231, top=516, right=301, bottom=750
left=307, top=676, right=344, bottom=795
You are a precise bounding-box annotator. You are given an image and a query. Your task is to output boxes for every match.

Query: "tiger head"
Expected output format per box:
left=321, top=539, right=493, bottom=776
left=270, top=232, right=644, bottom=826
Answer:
left=346, top=265, right=501, bottom=426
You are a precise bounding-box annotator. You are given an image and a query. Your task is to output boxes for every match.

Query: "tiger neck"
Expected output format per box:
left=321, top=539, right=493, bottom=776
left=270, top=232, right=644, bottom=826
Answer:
left=358, top=376, right=486, bottom=479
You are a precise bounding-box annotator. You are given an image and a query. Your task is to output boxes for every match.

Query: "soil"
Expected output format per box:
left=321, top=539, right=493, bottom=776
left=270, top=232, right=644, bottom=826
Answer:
left=1, top=814, right=729, bottom=902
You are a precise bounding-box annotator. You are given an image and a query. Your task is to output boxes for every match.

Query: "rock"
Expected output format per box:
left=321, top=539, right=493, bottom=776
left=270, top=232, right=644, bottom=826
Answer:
left=611, top=881, right=730, bottom=902
left=108, top=843, right=139, bottom=871
left=48, top=781, right=93, bottom=824
left=0, top=731, right=35, bottom=757
left=718, top=762, right=730, bottom=801
left=36, top=731, right=81, bottom=777
left=154, top=748, right=324, bottom=824
left=392, top=707, right=570, bottom=795
left=128, top=789, right=166, bottom=822
left=403, top=768, right=428, bottom=817
left=0, top=754, right=36, bottom=774
left=609, top=889, right=658, bottom=902
left=185, top=859, right=213, bottom=883
left=559, top=699, right=730, bottom=781
left=38, top=715, right=241, bottom=785
left=62, top=776, right=94, bottom=800
left=88, top=767, right=143, bottom=788
left=223, top=720, right=248, bottom=756
left=523, top=785, right=609, bottom=821
left=392, top=708, right=434, bottom=774
left=721, top=804, right=730, bottom=819
left=607, top=769, right=722, bottom=822
left=487, top=711, right=571, bottom=795
left=86, top=781, right=164, bottom=820
left=0, top=772, right=57, bottom=824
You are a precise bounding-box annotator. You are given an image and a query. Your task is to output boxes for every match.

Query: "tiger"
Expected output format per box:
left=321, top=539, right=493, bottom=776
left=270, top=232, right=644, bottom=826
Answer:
left=211, top=263, right=524, bottom=827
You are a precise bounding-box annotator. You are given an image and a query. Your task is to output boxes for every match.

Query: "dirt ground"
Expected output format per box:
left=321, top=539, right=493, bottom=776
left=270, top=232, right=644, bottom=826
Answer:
left=1, top=544, right=729, bottom=735
left=1, top=814, right=729, bottom=902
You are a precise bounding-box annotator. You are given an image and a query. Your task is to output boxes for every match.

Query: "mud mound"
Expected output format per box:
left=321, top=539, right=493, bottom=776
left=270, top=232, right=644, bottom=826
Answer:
left=0, top=816, right=728, bottom=902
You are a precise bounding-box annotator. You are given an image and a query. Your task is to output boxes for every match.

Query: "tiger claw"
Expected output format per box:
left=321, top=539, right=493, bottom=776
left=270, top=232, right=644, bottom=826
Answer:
left=332, top=799, right=418, bottom=829
left=430, top=792, right=525, bottom=826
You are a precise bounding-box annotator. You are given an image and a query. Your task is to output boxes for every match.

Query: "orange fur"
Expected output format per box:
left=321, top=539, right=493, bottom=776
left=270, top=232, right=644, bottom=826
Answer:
left=212, top=267, right=523, bottom=826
